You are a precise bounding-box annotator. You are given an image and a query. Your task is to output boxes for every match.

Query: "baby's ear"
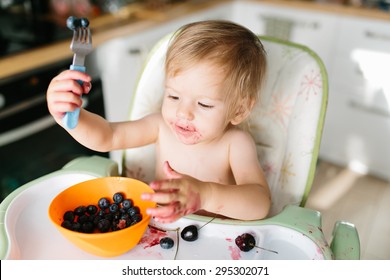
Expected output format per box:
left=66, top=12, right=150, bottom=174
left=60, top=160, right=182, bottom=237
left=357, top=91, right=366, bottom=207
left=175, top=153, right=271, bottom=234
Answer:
left=230, top=99, right=255, bottom=125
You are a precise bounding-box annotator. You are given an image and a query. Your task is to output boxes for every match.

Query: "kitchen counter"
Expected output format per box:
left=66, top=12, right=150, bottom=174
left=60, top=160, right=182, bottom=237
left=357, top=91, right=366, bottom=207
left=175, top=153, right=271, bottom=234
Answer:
left=1, top=0, right=389, bottom=80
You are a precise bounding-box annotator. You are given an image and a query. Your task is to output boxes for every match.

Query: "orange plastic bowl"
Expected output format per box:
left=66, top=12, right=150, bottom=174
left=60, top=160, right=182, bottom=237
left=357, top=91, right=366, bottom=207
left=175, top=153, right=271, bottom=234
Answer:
left=48, top=177, right=156, bottom=257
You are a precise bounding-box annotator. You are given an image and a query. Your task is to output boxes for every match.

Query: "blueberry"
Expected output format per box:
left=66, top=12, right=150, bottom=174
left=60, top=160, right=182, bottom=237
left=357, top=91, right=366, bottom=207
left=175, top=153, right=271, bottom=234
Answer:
left=92, top=215, right=102, bottom=225
left=97, top=218, right=111, bottom=233
left=63, top=210, right=75, bottom=222
left=131, top=213, right=142, bottom=224
left=71, top=222, right=81, bottom=232
left=127, top=206, right=140, bottom=217
left=122, top=199, right=133, bottom=209
left=66, top=16, right=77, bottom=30
left=181, top=225, right=198, bottom=242
left=61, top=220, right=72, bottom=230
left=74, top=206, right=86, bottom=216
left=104, top=213, right=114, bottom=222
left=80, top=18, right=89, bottom=28
left=109, top=203, right=119, bottom=213
left=160, top=237, right=174, bottom=249
left=98, top=209, right=106, bottom=217
left=113, top=192, right=124, bottom=204
left=77, top=214, right=89, bottom=224
left=98, top=197, right=110, bottom=209
left=235, top=233, right=256, bottom=252
left=81, top=221, right=94, bottom=233
left=73, top=18, right=81, bottom=28
left=86, top=205, right=98, bottom=215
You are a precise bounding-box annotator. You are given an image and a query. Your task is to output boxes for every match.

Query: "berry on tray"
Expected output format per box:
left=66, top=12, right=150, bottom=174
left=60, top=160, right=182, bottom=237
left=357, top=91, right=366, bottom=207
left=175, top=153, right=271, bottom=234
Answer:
left=235, top=233, right=256, bottom=252
left=180, top=225, right=198, bottom=242
left=160, top=237, right=175, bottom=249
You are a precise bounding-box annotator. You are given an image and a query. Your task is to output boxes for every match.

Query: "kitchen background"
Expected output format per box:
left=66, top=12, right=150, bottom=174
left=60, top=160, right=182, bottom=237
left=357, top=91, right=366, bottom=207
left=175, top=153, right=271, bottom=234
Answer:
left=1, top=0, right=389, bottom=259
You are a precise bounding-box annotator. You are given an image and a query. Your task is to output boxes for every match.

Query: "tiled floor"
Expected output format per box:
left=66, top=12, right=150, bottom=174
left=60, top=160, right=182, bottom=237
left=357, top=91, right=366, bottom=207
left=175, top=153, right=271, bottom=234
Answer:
left=306, top=160, right=390, bottom=260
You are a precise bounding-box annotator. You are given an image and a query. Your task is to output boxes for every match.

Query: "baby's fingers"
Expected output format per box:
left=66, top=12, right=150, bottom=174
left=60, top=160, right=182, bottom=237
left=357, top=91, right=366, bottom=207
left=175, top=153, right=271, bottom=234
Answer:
left=146, top=203, right=181, bottom=223
left=141, top=191, right=179, bottom=205
left=54, top=69, right=92, bottom=83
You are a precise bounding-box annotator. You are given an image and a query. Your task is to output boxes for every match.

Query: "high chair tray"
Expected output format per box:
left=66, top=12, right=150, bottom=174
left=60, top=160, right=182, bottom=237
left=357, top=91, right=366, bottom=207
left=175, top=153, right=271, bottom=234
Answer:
left=0, top=172, right=329, bottom=260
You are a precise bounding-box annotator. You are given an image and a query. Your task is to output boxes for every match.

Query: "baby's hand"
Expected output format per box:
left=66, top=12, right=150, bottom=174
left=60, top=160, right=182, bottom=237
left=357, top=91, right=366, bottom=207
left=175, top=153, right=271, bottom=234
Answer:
left=142, top=161, right=205, bottom=223
left=46, top=70, right=92, bottom=121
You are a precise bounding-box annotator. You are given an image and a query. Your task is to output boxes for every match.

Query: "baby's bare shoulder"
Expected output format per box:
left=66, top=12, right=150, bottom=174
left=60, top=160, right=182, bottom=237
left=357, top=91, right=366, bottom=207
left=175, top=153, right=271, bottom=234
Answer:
left=224, top=127, right=255, bottom=144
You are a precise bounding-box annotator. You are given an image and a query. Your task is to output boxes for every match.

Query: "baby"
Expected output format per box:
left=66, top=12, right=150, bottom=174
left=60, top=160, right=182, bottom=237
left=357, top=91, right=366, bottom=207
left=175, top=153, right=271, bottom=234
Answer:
left=47, top=20, right=271, bottom=223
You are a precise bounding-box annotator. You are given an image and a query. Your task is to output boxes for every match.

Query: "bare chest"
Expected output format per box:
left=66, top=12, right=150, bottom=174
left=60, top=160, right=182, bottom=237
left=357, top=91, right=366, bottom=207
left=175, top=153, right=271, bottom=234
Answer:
left=156, top=135, right=234, bottom=184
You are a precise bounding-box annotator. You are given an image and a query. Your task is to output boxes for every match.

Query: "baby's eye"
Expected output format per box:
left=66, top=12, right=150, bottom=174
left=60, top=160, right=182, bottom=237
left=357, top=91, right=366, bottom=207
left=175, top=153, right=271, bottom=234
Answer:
left=167, top=94, right=179, bottom=100
left=198, top=102, right=214, bottom=109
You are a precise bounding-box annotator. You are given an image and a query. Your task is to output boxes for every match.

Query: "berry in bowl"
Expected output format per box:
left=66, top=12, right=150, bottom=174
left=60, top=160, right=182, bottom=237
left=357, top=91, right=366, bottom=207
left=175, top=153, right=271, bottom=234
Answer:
left=48, top=177, right=156, bottom=257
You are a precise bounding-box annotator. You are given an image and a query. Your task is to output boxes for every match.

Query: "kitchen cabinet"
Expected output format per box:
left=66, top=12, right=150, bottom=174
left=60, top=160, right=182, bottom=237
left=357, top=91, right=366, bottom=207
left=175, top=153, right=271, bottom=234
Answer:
left=231, top=1, right=390, bottom=180
left=230, top=1, right=339, bottom=71
left=320, top=16, right=390, bottom=180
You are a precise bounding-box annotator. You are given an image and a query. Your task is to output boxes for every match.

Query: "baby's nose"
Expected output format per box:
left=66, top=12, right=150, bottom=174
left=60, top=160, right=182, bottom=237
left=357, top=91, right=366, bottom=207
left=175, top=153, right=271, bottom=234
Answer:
left=176, top=103, right=194, bottom=120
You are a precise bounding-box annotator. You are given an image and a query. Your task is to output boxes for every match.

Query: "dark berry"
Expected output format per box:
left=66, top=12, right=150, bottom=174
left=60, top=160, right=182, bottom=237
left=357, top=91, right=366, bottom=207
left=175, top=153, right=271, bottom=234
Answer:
left=235, top=233, right=256, bottom=252
left=81, top=222, right=94, bottom=233
left=98, top=197, right=110, bottom=209
left=63, top=210, right=75, bottom=222
left=71, top=222, right=81, bottom=232
left=113, top=213, right=121, bottom=221
left=113, top=192, right=124, bottom=204
left=61, top=192, right=143, bottom=234
left=80, top=18, right=89, bottom=28
left=109, top=203, right=119, bottom=213
left=77, top=214, right=89, bottom=224
left=74, top=206, right=86, bottom=216
left=97, top=219, right=111, bottom=233
left=73, top=18, right=81, bottom=28
left=61, top=220, right=72, bottom=230
left=98, top=209, right=106, bottom=217
left=122, top=199, right=133, bottom=209
left=66, top=16, right=77, bottom=30
left=93, top=215, right=102, bottom=225
left=86, top=205, right=98, bottom=215
left=181, top=225, right=198, bottom=242
left=128, top=206, right=140, bottom=217
left=160, top=237, right=174, bottom=249
left=131, top=213, right=142, bottom=224
left=104, top=213, right=114, bottom=222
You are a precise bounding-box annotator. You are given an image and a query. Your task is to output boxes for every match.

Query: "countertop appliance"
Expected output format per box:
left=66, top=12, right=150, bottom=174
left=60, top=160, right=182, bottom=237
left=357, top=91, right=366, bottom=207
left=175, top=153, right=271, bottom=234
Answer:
left=0, top=0, right=71, bottom=57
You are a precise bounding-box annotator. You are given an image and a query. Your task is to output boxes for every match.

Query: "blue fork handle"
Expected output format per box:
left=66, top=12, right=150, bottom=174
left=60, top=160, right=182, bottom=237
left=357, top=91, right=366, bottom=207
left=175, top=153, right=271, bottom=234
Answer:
left=63, top=64, right=86, bottom=129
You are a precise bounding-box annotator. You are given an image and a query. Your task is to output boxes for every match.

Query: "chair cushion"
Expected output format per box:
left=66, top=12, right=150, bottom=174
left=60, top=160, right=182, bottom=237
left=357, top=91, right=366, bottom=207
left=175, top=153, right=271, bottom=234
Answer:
left=123, top=35, right=327, bottom=217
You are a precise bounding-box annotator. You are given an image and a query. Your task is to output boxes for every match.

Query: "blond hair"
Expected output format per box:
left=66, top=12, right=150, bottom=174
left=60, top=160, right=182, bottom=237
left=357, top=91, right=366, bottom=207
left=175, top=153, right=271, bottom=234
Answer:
left=165, top=20, right=267, bottom=121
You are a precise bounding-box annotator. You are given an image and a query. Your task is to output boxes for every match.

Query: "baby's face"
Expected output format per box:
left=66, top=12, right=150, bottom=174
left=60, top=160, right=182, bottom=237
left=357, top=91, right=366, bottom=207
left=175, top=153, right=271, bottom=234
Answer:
left=162, top=62, right=231, bottom=145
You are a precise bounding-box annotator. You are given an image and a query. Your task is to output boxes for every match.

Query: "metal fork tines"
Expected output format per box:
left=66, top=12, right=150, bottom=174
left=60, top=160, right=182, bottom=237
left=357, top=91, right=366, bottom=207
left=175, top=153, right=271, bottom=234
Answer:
left=70, top=26, right=92, bottom=67
left=63, top=24, right=93, bottom=130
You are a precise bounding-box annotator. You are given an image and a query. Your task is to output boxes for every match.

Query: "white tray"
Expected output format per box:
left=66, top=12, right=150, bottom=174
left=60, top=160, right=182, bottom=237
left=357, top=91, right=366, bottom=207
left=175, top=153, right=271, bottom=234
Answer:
left=3, top=173, right=324, bottom=260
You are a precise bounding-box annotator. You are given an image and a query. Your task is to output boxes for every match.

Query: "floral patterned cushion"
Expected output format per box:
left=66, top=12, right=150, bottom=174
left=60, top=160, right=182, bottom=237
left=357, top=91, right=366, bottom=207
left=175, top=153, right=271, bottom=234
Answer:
left=123, top=35, right=328, bottom=217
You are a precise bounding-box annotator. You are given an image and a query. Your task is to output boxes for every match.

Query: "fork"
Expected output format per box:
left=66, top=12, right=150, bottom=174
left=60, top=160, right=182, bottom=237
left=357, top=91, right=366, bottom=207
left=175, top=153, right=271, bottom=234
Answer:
left=63, top=18, right=93, bottom=130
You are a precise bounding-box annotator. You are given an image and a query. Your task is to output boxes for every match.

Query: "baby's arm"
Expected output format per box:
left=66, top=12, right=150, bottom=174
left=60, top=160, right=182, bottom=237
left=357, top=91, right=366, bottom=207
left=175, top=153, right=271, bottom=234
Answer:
left=47, top=70, right=160, bottom=152
left=205, top=131, right=271, bottom=220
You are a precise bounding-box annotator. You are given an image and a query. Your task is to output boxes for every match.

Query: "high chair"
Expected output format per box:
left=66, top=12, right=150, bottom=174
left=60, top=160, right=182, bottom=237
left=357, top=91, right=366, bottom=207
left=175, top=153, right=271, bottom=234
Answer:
left=0, top=33, right=360, bottom=260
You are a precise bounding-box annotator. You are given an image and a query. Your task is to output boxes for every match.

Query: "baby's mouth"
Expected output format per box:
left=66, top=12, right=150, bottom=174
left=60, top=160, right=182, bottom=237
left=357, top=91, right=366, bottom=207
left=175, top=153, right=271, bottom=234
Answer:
left=175, top=123, right=196, bottom=134
left=172, top=121, right=201, bottom=144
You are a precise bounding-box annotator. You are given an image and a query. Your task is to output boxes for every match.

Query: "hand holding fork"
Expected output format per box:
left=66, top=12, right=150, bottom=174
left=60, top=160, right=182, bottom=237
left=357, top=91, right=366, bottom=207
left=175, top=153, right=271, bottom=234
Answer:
left=63, top=16, right=93, bottom=130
